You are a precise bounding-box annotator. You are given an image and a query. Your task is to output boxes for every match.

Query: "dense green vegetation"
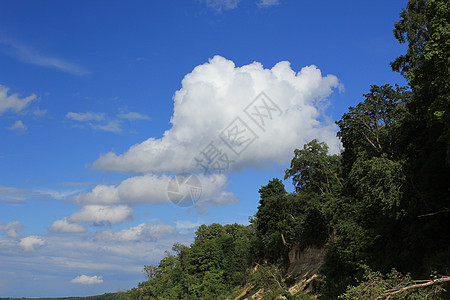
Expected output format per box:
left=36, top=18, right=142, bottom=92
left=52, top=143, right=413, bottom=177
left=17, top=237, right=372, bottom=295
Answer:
left=128, top=0, right=449, bottom=298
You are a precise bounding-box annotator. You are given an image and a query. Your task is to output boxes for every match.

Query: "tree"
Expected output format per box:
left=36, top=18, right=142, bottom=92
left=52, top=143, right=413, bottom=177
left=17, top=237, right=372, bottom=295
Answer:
left=284, top=139, right=342, bottom=194
left=336, top=84, right=408, bottom=175
left=252, top=178, right=289, bottom=262
left=391, top=0, right=450, bottom=277
left=392, top=0, right=449, bottom=157
left=284, top=139, right=342, bottom=247
left=317, top=85, right=412, bottom=298
left=143, top=265, right=157, bottom=280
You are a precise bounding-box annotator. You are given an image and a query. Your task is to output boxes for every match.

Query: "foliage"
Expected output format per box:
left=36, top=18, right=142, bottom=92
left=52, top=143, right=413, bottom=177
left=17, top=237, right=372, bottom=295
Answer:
left=127, top=223, right=253, bottom=300
left=392, top=0, right=450, bottom=158
left=390, top=0, right=450, bottom=278
left=285, top=139, right=342, bottom=195
left=336, top=84, right=408, bottom=174
left=251, top=178, right=290, bottom=262
left=252, top=142, right=340, bottom=264
left=249, top=264, right=285, bottom=291
left=339, top=266, right=446, bottom=300
left=246, top=264, right=292, bottom=300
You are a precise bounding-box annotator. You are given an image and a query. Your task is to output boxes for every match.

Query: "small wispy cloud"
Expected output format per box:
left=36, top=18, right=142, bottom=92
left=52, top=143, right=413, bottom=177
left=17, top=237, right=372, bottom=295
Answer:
left=0, top=221, right=25, bottom=237
left=66, top=112, right=105, bottom=122
left=256, top=0, right=280, bottom=7
left=0, top=185, right=80, bottom=203
left=201, top=0, right=280, bottom=11
left=0, top=85, right=47, bottom=132
left=33, top=187, right=82, bottom=200
left=33, top=107, right=47, bottom=116
left=8, top=120, right=27, bottom=133
left=117, top=111, right=150, bottom=121
left=0, top=85, right=37, bottom=116
left=66, top=110, right=149, bottom=133
left=70, top=275, right=103, bottom=285
left=0, top=38, right=88, bottom=75
left=175, top=219, right=202, bottom=234
left=94, top=120, right=121, bottom=133
left=202, top=0, right=241, bottom=11
left=66, top=112, right=122, bottom=133
left=0, top=185, right=28, bottom=203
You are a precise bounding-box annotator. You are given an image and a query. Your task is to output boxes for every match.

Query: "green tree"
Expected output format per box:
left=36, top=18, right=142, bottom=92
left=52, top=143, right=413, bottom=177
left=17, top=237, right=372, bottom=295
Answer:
left=284, top=140, right=342, bottom=246
left=392, top=0, right=450, bottom=158
left=252, top=178, right=289, bottom=262
left=391, top=0, right=450, bottom=277
left=285, top=139, right=342, bottom=195
left=318, top=85, right=410, bottom=298
left=336, top=84, right=408, bottom=175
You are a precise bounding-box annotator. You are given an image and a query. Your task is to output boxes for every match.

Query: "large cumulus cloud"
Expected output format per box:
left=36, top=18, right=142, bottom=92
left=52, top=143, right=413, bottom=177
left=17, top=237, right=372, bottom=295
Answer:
left=91, top=56, right=341, bottom=174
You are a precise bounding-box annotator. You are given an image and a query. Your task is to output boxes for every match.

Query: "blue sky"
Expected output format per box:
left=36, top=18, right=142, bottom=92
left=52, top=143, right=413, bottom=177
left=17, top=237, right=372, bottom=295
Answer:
left=0, top=0, right=408, bottom=297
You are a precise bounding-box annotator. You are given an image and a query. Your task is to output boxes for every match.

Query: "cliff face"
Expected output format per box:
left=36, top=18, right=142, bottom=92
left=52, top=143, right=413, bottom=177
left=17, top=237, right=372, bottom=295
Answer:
left=286, top=246, right=325, bottom=295
left=233, top=246, right=325, bottom=300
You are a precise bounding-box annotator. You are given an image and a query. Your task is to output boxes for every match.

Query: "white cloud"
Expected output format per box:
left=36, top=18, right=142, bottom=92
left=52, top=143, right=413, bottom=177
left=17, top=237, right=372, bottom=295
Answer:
left=0, top=38, right=88, bottom=75
left=73, top=185, right=120, bottom=205
left=93, top=120, right=121, bottom=133
left=66, top=112, right=105, bottom=122
left=175, top=219, right=202, bottom=234
left=66, top=112, right=122, bottom=133
left=0, top=85, right=37, bottom=115
left=0, top=185, right=28, bottom=203
left=68, top=205, right=133, bottom=225
left=19, top=235, right=45, bottom=251
left=92, top=56, right=341, bottom=174
left=203, top=0, right=241, bottom=11
left=73, top=174, right=172, bottom=205
left=257, top=0, right=280, bottom=7
left=0, top=185, right=80, bottom=203
left=72, top=173, right=237, bottom=209
left=95, top=223, right=175, bottom=242
left=8, top=120, right=27, bottom=132
left=117, top=111, right=150, bottom=120
left=33, top=107, right=47, bottom=116
left=70, top=275, right=103, bottom=284
left=33, top=188, right=82, bottom=200
left=49, top=218, right=86, bottom=233
left=0, top=221, right=25, bottom=237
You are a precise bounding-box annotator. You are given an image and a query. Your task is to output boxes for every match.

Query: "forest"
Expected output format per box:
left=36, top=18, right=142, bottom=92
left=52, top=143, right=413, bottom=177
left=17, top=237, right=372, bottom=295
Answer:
left=127, top=0, right=449, bottom=298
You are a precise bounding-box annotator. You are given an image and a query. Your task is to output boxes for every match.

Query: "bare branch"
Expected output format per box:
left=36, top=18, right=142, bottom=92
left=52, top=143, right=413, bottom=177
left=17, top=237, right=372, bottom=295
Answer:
left=267, top=269, right=283, bottom=290
left=375, top=276, right=450, bottom=299
left=418, top=208, right=450, bottom=218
